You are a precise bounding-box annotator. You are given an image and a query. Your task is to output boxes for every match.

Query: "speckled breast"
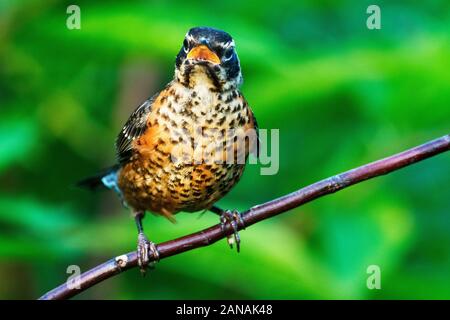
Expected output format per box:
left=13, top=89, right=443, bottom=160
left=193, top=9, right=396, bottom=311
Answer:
left=118, top=158, right=246, bottom=215
left=117, top=82, right=256, bottom=218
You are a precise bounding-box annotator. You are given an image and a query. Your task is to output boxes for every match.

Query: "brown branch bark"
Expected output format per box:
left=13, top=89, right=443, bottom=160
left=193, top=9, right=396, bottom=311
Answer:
left=39, top=134, right=450, bottom=300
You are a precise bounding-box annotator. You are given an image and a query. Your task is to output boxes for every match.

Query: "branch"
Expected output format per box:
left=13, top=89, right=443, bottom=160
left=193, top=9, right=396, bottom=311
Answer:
left=39, top=134, right=450, bottom=300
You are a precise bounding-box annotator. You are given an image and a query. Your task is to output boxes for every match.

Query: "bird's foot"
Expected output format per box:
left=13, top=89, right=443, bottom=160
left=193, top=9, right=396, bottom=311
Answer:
left=219, top=209, right=245, bottom=252
left=137, top=232, right=159, bottom=276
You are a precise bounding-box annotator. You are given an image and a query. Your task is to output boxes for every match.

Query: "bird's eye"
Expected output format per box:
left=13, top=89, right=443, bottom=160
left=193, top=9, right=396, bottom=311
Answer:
left=223, top=48, right=234, bottom=61
left=183, top=39, right=189, bottom=53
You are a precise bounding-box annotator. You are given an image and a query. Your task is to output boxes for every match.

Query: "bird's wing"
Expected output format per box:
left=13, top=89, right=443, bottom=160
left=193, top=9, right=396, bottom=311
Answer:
left=248, top=106, right=260, bottom=157
left=115, top=94, right=157, bottom=164
left=241, top=96, right=259, bottom=158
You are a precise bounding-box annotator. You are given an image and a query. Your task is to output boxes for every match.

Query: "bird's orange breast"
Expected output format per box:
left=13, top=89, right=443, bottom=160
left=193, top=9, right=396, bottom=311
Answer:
left=117, top=82, right=257, bottom=221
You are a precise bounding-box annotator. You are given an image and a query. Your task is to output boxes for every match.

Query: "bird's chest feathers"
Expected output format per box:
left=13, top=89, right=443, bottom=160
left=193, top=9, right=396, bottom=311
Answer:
left=189, top=85, right=215, bottom=115
left=173, top=67, right=229, bottom=117
left=166, top=82, right=240, bottom=127
left=140, top=82, right=248, bottom=163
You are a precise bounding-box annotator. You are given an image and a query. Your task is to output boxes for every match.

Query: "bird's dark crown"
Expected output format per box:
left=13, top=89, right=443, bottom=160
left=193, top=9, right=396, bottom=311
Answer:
left=187, top=27, right=233, bottom=47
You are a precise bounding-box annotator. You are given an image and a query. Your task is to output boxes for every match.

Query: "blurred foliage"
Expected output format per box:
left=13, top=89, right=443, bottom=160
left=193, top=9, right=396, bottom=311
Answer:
left=0, top=0, right=449, bottom=299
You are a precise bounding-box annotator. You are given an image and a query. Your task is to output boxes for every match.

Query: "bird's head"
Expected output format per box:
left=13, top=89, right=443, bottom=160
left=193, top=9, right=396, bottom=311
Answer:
left=175, top=27, right=242, bottom=91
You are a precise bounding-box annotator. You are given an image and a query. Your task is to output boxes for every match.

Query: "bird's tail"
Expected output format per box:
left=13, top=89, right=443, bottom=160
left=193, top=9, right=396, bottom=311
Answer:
left=76, top=165, right=121, bottom=191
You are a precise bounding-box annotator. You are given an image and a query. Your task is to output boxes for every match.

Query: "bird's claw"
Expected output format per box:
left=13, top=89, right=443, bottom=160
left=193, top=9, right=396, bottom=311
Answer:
left=220, top=209, right=245, bottom=252
left=137, top=233, right=159, bottom=276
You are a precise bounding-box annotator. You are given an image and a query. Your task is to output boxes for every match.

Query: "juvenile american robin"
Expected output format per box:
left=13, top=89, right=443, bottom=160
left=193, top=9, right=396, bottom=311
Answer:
left=79, top=27, right=258, bottom=273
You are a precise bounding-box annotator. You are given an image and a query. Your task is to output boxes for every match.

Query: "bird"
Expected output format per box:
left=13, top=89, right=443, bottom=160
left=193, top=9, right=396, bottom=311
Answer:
left=78, top=27, right=259, bottom=274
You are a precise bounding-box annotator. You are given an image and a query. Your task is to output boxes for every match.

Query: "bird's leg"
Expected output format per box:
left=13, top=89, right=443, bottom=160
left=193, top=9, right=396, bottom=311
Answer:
left=209, top=205, right=245, bottom=252
left=135, top=211, right=159, bottom=275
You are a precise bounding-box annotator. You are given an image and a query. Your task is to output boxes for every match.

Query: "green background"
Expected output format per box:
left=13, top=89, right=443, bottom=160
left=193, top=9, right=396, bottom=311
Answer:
left=0, top=0, right=449, bottom=299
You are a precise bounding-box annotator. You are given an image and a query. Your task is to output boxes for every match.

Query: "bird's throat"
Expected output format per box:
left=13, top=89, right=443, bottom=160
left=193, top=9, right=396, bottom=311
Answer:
left=177, top=63, right=223, bottom=92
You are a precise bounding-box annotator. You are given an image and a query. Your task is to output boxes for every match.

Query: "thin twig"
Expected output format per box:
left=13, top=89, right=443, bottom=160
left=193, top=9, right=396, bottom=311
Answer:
left=39, top=134, right=450, bottom=300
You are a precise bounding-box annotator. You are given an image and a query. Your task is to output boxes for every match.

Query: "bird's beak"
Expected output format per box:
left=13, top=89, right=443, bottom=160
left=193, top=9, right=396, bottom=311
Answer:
left=187, top=45, right=220, bottom=64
